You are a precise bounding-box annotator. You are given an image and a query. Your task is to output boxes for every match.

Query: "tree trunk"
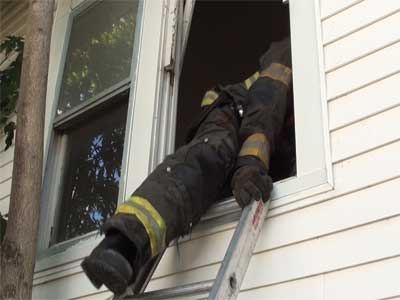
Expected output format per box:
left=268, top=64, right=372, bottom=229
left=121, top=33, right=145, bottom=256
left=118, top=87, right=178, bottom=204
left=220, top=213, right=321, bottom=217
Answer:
left=0, top=1, right=55, bottom=299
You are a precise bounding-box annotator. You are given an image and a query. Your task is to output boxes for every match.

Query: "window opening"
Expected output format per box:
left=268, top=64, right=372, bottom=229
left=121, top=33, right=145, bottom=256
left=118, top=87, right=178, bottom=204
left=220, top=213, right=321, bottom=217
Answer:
left=176, top=1, right=295, bottom=183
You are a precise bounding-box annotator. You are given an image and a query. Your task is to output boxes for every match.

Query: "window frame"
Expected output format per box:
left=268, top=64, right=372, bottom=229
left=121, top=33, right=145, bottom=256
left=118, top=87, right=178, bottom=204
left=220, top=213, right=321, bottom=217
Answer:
left=151, top=0, right=333, bottom=228
left=36, top=0, right=177, bottom=273
left=37, top=0, right=147, bottom=254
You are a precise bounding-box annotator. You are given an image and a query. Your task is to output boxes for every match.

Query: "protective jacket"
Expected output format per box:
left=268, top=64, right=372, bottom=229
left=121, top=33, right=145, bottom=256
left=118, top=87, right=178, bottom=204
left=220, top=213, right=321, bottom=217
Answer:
left=102, top=61, right=293, bottom=269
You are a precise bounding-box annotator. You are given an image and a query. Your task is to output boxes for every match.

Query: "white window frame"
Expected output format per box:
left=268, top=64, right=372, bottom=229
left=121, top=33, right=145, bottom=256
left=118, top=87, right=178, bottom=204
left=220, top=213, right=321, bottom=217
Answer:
left=36, top=0, right=174, bottom=271
left=35, top=0, right=332, bottom=277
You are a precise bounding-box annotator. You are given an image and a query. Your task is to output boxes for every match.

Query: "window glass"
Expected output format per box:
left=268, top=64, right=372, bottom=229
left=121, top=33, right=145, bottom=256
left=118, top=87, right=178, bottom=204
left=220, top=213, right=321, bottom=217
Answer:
left=57, top=0, right=139, bottom=115
left=55, top=99, right=128, bottom=243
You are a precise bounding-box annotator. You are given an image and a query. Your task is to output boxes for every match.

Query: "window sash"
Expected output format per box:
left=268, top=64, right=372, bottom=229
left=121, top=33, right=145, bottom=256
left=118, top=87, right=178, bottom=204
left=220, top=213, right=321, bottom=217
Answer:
left=53, top=78, right=131, bottom=129
left=55, top=0, right=139, bottom=118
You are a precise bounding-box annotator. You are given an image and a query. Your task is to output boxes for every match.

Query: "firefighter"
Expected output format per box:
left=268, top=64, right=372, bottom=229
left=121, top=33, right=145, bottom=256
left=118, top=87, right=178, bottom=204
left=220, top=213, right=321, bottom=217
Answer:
left=81, top=38, right=292, bottom=295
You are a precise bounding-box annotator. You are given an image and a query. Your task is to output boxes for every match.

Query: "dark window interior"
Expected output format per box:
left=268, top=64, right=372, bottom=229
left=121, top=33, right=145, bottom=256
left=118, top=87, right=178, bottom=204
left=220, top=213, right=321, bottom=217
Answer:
left=176, top=0, right=296, bottom=182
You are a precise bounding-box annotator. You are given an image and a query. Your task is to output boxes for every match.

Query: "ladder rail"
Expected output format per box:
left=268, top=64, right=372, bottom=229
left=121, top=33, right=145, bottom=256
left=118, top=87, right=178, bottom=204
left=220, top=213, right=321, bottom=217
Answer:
left=208, top=198, right=270, bottom=300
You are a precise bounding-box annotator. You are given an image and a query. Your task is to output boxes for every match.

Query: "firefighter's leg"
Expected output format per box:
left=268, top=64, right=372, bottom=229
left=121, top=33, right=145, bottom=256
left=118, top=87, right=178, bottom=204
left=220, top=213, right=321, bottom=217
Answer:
left=232, top=38, right=292, bottom=208
left=82, top=102, right=240, bottom=294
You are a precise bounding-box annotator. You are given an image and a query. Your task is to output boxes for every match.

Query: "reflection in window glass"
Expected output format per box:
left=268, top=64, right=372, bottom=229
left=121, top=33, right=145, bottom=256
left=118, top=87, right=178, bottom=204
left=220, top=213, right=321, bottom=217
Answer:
left=57, top=0, right=139, bottom=115
left=55, top=100, right=128, bottom=243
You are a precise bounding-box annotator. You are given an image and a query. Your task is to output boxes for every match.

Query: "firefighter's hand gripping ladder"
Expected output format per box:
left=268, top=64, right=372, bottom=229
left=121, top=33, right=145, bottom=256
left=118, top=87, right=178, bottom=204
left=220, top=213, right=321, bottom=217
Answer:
left=115, top=197, right=270, bottom=300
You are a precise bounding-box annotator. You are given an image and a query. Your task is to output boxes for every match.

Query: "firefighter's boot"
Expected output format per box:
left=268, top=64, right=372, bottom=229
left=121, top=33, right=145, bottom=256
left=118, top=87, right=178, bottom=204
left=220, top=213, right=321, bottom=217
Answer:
left=259, top=37, right=292, bottom=71
left=81, top=232, right=137, bottom=295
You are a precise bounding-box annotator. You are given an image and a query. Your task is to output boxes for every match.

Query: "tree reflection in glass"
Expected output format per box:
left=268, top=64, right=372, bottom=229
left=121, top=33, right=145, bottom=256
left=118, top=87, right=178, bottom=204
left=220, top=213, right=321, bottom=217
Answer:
left=57, top=0, right=139, bottom=115
left=56, top=101, right=128, bottom=243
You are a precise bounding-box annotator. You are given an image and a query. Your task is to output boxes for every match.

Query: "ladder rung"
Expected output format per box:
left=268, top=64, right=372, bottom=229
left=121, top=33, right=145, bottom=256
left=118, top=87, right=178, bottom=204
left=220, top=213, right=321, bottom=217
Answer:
left=125, top=280, right=214, bottom=299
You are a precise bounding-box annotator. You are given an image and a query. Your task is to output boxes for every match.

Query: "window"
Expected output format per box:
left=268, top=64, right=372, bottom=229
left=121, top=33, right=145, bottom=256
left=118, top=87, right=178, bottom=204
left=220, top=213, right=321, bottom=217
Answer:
left=175, top=1, right=295, bottom=183
left=41, top=0, right=142, bottom=247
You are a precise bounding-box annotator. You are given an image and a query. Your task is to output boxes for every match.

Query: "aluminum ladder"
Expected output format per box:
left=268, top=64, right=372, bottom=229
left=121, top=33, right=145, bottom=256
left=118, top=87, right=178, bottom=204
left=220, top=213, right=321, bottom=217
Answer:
left=116, top=197, right=270, bottom=300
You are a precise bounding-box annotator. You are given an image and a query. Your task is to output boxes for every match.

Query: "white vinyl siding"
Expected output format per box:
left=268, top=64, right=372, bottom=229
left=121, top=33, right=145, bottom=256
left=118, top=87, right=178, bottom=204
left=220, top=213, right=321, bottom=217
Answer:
left=320, top=0, right=362, bottom=20
left=30, top=0, right=400, bottom=298
left=0, top=2, right=28, bottom=216
left=328, top=72, right=400, bottom=131
left=322, top=0, right=399, bottom=44
left=0, top=1, right=28, bottom=40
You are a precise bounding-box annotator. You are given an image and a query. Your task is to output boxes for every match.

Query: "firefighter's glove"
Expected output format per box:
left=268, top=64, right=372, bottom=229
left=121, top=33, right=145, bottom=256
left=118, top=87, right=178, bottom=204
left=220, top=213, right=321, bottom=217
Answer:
left=231, top=163, right=273, bottom=208
left=259, top=37, right=292, bottom=70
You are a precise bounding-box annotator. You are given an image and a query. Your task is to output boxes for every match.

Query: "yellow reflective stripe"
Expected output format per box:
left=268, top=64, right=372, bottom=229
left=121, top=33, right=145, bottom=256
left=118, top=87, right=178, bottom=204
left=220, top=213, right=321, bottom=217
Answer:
left=201, top=97, right=215, bottom=107
left=239, top=133, right=270, bottom=168
left=260, top=63, right=292, bottom=86
left=207, top=90, right=219, bottom=99
left=115, top=203, right=160, bottom=257
left=129, top=196, right=166, bottom=251
left=201, top=90, right=219, bottom=107
left=244, top=71, right=260, bottom=90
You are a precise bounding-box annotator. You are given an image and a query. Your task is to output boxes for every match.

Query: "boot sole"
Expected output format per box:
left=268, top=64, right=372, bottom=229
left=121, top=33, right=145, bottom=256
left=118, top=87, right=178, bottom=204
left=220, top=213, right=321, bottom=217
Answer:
left=81, top=249, right=132, bottom=295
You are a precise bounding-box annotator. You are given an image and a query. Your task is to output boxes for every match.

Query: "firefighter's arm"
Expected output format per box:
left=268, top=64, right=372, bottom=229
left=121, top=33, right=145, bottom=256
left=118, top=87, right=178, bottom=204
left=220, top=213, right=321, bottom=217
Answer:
left=232, top=40, right=292, bottom=207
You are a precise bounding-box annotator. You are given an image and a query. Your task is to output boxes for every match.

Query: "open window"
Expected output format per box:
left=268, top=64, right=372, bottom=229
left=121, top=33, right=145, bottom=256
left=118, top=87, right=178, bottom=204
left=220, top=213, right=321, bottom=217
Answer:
left=175, top=1, right=295, bottom=184
left=153, top=0, right=332, bottom=224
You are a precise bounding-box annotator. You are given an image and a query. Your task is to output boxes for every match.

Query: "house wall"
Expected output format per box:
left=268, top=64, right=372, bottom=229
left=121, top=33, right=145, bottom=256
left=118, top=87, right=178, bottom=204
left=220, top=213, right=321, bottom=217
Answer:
left=0, top=1, right=28, bottom=216
left=0, top=1, right=28, bottom=39
left=1, top=0, right=399, bottom=299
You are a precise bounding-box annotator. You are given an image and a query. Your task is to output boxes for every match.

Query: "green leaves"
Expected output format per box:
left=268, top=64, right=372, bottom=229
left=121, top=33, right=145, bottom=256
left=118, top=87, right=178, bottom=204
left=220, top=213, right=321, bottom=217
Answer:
left=4, top=121, right=15, bottom=151
left=0, top=36, right=24, bottom=150
left=0, top=36, right=24, bottom=54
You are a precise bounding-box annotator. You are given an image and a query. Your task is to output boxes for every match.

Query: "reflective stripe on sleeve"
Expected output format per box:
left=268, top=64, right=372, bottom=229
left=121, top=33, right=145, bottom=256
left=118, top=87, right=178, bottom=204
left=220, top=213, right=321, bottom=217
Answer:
left=201, top=90, right=219, bottom=107
left=115, top=196, right=166, bottom=257
left=239, top=133, right=270, bottom=168
left=260, top=63, right=292, bottom=86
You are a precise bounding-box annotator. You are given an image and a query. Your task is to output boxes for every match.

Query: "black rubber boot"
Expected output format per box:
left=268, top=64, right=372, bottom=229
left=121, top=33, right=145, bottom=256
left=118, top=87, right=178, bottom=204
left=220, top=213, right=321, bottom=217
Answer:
left=259, top=37, right=292, bottom=70
left=81, top=232, right=137, bottom=295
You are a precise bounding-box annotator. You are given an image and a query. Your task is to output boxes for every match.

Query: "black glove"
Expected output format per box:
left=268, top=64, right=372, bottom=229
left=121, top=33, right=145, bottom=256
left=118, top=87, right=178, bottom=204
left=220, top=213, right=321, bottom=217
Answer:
left=259, top=37, right=292, bottom=70
left=231, top=162, right=273, bottom=208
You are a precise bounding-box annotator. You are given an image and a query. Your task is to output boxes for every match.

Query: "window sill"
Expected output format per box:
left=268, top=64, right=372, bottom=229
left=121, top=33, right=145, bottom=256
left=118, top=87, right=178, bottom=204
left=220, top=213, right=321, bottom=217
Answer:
left=188, top=168, right=333, bottom=239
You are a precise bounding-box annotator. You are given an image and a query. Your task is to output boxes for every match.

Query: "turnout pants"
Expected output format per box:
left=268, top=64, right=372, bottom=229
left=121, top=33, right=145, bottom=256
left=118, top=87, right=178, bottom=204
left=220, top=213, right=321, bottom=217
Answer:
left=103, top=71, right=290, bottom=266
left=104, top=92, right=241, bottom=264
